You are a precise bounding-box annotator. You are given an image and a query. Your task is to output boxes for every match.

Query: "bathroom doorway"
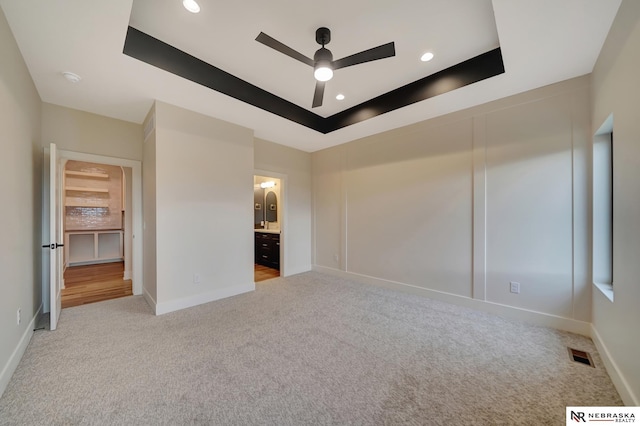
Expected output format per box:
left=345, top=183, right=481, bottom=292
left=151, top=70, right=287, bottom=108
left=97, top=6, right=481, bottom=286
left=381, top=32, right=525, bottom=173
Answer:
left=254, top=175, right=282, bottom=282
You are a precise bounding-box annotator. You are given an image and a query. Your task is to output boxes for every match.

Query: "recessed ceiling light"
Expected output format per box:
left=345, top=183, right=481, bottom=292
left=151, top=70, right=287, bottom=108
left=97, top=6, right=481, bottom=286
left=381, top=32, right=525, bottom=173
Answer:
left=421, top=52, right=434, bottom=62
left=62, top=71, right=82, bottom=83
left=183, top=0, right=200, bottom=13
left=336, top=94, right=345, bottom=101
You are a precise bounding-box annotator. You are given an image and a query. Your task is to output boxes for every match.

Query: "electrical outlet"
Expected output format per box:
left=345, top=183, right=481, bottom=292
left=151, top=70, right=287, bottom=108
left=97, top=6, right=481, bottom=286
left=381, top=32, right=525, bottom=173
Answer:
left=510, top=281, right=520, bottom=294
left=17, top=308, right=21, bottom=325
left=193, top=273, right=201, bottom=284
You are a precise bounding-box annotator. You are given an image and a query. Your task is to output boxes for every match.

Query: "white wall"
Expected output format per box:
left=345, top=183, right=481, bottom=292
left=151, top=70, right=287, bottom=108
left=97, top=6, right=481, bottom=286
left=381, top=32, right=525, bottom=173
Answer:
left=254, top=138, right=312, bottom=276
left=150, top=101, right=255, bottom=314
left=313, top=76, right=591, bottom=334
left=0, top=7, right=42, bottom=397
left=591, top=0, right=640, bottom=406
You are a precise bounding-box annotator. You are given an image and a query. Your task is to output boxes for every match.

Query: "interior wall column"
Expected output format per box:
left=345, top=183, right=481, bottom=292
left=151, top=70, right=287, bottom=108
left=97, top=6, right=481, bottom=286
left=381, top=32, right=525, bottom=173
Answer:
left=472, top=115, right=487, bottom=300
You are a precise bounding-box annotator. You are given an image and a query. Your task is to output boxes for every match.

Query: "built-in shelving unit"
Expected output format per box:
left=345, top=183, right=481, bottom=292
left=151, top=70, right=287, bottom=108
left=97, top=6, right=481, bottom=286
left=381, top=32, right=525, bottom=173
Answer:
left=65, top=170, right=109, bottom=179
left=64, top=201, right=110, bottom=208
left=65, top=230, right=124, bottom=266
left=64, top=172, right=110, bottom=207
left=63, top=161, right=126, bottom=267
left=65, top=186, right=109, bottom=193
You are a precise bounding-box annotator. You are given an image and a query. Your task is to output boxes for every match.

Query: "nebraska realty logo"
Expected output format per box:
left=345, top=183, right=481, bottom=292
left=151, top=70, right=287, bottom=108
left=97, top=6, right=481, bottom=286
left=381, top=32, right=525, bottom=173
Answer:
left=567, top=407, right=638, bottom=424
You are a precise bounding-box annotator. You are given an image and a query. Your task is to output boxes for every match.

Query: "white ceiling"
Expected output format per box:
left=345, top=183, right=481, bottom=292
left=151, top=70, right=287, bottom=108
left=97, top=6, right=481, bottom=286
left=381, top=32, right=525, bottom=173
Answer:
left=0, top=0, right=621, bottom=152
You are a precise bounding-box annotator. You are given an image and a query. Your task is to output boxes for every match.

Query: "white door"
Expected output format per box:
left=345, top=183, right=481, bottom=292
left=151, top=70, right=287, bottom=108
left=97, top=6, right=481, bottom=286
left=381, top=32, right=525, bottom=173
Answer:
left=47, top=143, right=63, bottom=330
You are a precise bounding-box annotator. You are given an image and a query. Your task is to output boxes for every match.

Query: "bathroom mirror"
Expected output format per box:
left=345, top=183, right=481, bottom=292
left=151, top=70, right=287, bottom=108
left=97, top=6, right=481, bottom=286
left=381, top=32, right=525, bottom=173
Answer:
left=254, top=187, right=264, bottom=226
left=265, top=191, right=277, bottom=222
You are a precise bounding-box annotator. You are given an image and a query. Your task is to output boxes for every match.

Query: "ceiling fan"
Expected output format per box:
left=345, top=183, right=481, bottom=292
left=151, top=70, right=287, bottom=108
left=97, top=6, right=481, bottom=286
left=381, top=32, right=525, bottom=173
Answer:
left=255, top=27, right=395, bottom=108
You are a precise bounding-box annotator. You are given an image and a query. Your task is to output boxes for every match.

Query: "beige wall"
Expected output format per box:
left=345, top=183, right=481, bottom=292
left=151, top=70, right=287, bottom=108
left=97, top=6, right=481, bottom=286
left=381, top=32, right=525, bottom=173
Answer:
left=142, top=106, right=157, bottom=303
left=42, top=103, right=144, bottom=299
left=312, top=146, right=345, bottom=270
left=0, top=7, right=42, bottom=396
left=484, top=89, right=591, bottom=319
left=150, top=102, right=255, bottom=313
left=254, top=138, right=312, bottom=275
left=42, top=103, right=142, bottom=161
left=591, top=0, right=640, bottom=406
left=313, top=76, right=591, bottom=331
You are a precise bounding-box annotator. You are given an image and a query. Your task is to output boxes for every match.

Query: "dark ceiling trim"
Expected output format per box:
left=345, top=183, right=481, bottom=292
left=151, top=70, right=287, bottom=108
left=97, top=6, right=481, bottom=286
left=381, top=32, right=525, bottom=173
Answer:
left=326, top=48, right=505, bottom=131
left=123, top=26, right=504, bottom=135
left=123, top=27, right=323, bottom=130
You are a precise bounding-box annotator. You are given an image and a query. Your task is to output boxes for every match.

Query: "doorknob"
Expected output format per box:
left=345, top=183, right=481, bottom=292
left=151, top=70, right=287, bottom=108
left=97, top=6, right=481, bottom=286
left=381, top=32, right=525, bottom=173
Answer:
left=42, top=243, right=64, bottom=249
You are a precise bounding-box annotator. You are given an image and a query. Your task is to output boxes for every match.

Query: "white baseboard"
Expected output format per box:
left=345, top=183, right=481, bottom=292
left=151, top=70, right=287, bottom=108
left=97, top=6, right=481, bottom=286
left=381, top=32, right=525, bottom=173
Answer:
left=142, top=287, right=157, bottom=314
left=591, top=325, right=639, bottom=406
left=0, top=304, right=42, bottom=399
left=313, top=266, right=592, bottom=336
left=283, top=264, right=312, bottom=278
left=154, top=283, right=255, bottom=315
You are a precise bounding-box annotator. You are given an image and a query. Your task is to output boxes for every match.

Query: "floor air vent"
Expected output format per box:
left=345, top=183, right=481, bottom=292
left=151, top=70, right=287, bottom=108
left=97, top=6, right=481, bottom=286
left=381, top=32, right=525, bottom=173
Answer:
left=568, top=348, right=594, bottom=367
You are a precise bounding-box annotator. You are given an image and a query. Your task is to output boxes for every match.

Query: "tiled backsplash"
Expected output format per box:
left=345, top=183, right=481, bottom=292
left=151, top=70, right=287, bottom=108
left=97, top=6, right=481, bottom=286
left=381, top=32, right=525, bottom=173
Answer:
left=64, top=161, right=124, bottom=231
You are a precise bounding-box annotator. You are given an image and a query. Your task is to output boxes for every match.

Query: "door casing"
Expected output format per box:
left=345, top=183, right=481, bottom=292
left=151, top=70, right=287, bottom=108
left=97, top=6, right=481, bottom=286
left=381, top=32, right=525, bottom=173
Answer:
left=42, top=150, right=143, bottom=314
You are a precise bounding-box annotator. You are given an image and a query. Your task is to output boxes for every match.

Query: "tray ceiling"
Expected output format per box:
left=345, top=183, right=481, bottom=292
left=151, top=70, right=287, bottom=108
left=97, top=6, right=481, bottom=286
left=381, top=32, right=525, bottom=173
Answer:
left=0, top=0, right=622, bottom=151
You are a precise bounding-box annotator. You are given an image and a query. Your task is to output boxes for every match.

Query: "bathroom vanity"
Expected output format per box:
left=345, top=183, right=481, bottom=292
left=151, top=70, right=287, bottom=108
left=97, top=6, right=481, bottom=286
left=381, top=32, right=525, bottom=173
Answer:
left=254, top=230, right=280, bottom=269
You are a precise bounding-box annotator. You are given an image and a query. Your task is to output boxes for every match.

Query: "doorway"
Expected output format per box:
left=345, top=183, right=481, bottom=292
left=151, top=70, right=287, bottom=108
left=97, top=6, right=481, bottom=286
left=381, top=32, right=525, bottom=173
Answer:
left=61, top=160, right=133, bottom=308
left=254, top=174, right=282, bottom=282
left=42, top=149, right=142, bottom=320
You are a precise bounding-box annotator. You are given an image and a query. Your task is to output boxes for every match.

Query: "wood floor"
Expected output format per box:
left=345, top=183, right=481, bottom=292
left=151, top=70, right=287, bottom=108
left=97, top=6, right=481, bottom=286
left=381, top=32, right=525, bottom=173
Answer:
left=62, top=262, right=275, bottom=308
left=62, top=261, right=132, bottom=308
left=254, top=264, right=280, bottom=282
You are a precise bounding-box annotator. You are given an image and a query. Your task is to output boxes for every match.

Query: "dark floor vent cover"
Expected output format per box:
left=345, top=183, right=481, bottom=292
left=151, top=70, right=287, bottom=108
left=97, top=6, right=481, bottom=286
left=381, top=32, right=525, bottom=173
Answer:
left=568, top=348, right=595, bottom=367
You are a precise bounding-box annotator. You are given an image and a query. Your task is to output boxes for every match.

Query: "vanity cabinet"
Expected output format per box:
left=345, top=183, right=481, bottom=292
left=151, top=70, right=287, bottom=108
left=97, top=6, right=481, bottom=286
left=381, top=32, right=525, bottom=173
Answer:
left=255, top=232, right=280, bottom=269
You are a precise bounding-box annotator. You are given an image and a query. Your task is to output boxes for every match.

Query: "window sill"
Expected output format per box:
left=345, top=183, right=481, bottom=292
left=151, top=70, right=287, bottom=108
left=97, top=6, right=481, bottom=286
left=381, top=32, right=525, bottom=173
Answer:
left=593, top=282, right=614, bottom=302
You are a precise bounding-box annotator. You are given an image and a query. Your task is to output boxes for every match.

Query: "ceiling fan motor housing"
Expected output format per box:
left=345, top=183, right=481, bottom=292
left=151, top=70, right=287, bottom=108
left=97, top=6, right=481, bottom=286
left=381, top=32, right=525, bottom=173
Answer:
left=314, top=47, right=333, bottom=64
left=315, top=27, right=331, bottom=46
left=255, top=26, right=395, bottom=108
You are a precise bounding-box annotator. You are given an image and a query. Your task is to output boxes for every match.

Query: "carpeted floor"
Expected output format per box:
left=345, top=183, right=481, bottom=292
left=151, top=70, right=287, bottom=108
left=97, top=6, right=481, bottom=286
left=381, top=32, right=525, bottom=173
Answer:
left=0, top=272, right=622, bottom=425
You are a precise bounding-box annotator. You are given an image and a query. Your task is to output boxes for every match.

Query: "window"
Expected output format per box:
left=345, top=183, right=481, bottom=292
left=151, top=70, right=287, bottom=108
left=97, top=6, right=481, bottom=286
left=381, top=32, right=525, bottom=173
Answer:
left=593, top=114, right=613, bottom=300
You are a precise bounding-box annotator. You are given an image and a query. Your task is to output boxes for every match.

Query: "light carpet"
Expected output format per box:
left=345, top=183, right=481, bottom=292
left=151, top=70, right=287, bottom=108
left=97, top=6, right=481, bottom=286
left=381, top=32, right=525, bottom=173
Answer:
left=0, top=272, right=622, bottom=425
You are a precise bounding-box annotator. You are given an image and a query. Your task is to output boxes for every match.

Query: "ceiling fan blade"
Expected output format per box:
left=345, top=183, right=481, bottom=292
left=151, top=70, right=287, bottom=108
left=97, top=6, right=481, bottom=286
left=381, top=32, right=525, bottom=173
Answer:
left=332, top=42, right=396, bottom=70
left=312, top=81, right=325, bottom=108
left=255, top=32, right=314, bottom=67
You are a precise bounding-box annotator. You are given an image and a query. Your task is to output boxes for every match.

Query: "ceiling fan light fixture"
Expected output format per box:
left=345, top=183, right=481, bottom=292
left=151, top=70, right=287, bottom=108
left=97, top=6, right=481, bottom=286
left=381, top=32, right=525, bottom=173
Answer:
left=314, top=65, right=333, bottom=82
left=313, top=46, right=334, bottom=82
left=255, top=27, right=394, bottom=108
left=182, top=0, right=200, bottom=13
